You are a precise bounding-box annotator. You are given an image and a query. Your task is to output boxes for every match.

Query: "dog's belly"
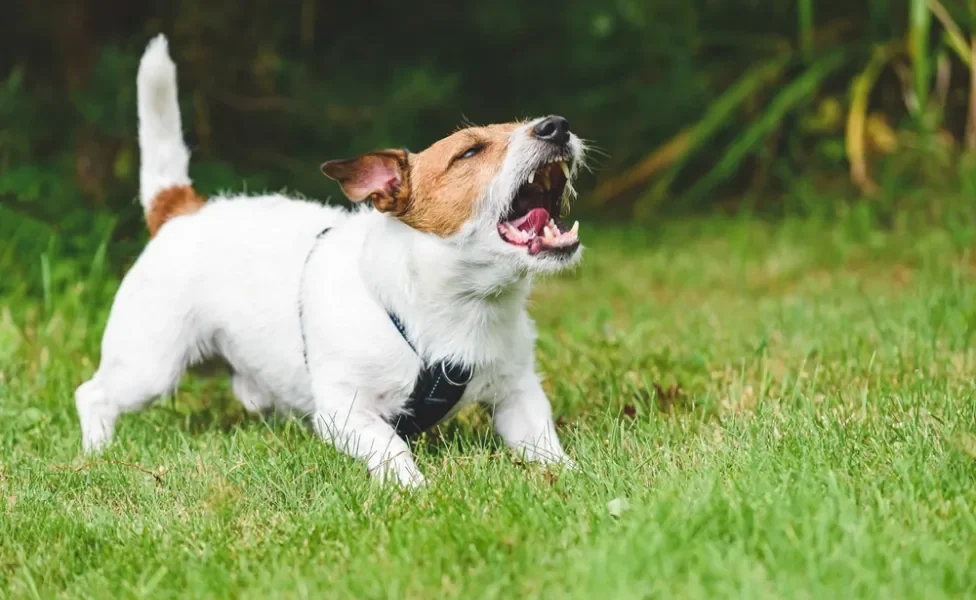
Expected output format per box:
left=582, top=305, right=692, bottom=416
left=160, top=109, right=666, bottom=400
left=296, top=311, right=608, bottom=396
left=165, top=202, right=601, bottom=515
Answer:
left=211, top=327, right=315, bottom=413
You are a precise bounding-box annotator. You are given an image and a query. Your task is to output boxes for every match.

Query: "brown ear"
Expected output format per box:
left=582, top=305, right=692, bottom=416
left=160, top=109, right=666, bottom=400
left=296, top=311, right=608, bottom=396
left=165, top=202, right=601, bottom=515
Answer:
left=321, top=149, right=410, bottom=214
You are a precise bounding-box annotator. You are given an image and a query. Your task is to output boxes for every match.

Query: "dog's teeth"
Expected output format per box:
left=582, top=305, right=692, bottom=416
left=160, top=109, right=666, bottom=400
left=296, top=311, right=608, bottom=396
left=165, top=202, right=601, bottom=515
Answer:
left=527, top=171, right=535, bottom=185
left=570, top=221, right=579, bottom=236
left=559, top=161, right=570, bottom=178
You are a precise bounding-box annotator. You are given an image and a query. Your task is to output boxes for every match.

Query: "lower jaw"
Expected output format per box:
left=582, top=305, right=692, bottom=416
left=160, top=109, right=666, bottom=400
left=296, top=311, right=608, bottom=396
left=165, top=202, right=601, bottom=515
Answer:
left=498, top=214, right=580, bottom=255
left=527, top=238, right=580, bottom=256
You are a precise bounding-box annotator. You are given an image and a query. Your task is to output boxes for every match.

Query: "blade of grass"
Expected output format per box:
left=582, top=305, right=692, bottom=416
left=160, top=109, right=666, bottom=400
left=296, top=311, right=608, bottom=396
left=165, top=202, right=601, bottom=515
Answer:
left=911, top=0, right=932, bottom=123
left=40, top=252, right=51, bottom=315
left=799, top=0, right=815, bottom=62
left=970, top=36, right=976, bottom=150
left=967, top=0, right=976, bottom=149
left=928, top=0, right=971, bottom=66
left=932, top=47, right=951, bottom=119
left=847, top=42, right=903, bottom=195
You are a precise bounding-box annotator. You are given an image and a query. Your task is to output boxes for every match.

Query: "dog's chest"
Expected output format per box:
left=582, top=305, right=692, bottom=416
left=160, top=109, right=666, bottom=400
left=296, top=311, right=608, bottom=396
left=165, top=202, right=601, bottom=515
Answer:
left=363, top=315, right=528, bottom=422
left=370, top=357, right=510, bottom=429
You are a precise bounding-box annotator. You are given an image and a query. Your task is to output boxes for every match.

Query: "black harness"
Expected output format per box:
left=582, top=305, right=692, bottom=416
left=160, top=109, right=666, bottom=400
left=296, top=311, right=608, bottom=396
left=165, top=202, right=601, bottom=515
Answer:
left=298, top=227, right=473, bottom=437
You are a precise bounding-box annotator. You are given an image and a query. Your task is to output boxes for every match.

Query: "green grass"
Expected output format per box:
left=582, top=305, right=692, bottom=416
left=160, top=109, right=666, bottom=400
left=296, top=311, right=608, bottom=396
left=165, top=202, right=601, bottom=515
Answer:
left=2, top=213, right=976, bottom=599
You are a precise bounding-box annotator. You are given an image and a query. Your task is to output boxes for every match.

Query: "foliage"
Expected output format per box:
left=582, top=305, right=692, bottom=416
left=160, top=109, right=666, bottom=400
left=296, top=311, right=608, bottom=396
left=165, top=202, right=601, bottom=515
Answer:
left=4, top=0, right=976, bottom=268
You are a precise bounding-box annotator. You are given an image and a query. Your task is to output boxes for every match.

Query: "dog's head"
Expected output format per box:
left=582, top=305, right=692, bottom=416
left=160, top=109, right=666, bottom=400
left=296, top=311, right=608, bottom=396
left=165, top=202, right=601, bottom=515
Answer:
left=322, top=116, right=586, bottom=275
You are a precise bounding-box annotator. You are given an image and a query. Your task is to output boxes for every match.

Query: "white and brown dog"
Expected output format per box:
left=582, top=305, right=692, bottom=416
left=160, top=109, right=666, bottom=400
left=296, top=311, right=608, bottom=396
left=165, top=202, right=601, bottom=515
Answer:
left=75, top=35, right=587, bottom=487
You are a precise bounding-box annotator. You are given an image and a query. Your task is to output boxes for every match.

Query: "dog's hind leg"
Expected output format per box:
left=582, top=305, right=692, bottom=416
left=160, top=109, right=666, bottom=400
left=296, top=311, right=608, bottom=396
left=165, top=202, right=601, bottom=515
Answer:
left=76, top=361, right=183, bottom=453
left=76, top=269, right=198, bottom=452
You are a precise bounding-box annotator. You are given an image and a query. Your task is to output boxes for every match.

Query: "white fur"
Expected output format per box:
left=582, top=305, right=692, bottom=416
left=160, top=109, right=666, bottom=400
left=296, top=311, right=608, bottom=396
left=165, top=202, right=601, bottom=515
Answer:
left=137, top=35, right=191, bottom=208
left=76, top=35, right=584, bottom=487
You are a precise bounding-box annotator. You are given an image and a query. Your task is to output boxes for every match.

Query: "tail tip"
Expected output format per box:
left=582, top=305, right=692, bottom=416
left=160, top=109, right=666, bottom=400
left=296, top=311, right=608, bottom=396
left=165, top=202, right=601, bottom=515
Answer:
left=145, top=34, right=170, bottom=59
left=138, top=34, right=175, bottom=82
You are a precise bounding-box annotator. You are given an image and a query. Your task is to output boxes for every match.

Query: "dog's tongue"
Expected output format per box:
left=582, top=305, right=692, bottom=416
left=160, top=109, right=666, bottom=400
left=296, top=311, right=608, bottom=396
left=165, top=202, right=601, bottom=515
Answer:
left=515, top=208, right=549, bottom=234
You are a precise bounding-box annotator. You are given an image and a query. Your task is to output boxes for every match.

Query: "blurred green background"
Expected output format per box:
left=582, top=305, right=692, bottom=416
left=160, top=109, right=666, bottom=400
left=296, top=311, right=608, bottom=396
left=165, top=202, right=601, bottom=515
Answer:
left=3, top=0, right=976, bottom=272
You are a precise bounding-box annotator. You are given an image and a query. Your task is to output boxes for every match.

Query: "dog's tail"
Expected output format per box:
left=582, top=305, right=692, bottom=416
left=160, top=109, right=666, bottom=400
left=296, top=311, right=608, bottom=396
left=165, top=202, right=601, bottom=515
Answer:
left=137, top=34, right=204, bottom=237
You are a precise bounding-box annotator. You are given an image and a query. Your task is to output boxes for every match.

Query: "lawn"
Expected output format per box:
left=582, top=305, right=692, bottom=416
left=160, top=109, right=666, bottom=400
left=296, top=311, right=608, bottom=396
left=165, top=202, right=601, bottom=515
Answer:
left=1, top=214, right=975, bottom=599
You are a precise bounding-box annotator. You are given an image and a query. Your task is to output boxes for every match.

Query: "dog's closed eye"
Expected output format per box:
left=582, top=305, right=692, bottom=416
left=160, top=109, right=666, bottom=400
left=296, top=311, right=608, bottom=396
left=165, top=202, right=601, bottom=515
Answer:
left=452, top=144, right=485, bottom=165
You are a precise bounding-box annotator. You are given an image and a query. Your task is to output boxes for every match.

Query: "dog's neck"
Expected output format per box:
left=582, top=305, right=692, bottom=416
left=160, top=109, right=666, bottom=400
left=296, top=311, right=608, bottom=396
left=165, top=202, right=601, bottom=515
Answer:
left=360, top=213, right=533, bottom=366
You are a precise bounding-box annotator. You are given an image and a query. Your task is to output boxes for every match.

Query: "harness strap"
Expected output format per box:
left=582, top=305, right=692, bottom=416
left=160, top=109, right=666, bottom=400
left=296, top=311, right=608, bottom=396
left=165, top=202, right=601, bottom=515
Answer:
left=298, top=227, right=332, bottom=369
left=298, top=227, right=474, bottom=437
left=388, top=310, right=474, bottom=436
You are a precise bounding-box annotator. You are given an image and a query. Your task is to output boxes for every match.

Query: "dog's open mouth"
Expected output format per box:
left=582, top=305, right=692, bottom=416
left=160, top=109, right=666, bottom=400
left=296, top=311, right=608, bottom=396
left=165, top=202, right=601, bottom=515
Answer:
left=497, top=159, right=580, bottom=256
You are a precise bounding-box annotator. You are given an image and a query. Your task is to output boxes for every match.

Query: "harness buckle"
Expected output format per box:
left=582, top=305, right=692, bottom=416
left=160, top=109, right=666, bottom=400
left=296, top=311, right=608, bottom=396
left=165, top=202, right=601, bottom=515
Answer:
left=440, top=362, right=474, bottom=386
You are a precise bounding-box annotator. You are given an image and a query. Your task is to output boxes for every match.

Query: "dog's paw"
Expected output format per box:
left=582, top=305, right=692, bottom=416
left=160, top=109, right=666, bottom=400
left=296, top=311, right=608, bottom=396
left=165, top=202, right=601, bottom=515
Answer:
left=76, top=380, right=117, bottom=454
left=370, top=455, right=427, bottom=489
left=515, top=442, right=577, bottom=469
left=560, top=457, right=581, bottom=472
left=81, top=435, right=111, bottom=455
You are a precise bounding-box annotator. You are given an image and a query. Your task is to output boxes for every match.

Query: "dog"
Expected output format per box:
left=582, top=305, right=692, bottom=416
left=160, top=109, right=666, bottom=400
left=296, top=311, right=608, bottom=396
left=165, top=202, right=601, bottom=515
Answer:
left=75, top=35, right=587, bottom=487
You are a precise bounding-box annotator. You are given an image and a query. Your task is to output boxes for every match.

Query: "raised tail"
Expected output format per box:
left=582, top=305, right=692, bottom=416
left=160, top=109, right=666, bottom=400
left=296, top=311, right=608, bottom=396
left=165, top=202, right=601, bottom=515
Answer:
left=137, top=34, right=203, bottom=236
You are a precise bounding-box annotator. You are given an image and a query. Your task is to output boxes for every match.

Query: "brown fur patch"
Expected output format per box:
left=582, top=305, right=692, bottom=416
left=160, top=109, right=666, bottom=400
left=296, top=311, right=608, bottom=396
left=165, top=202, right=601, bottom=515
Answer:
left=401, top=123, right=517, bottom=236
left=146, top=185, right=206, bottom=237
left=322, top=123, right=520, bottom=237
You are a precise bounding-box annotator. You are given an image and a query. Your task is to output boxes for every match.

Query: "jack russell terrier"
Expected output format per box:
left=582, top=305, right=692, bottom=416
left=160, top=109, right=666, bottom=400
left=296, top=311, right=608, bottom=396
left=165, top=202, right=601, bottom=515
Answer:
left=75, top=35, right=588, bottom=487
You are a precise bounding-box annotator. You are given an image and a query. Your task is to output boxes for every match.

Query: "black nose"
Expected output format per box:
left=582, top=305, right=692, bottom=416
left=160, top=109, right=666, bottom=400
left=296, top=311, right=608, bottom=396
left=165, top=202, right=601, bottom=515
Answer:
left=533, top=116, right=570, bottom=145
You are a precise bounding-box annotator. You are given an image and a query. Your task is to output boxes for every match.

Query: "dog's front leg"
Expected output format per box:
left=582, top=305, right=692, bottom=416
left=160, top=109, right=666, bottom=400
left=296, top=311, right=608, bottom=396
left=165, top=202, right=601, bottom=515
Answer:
left=311, top=387, right=424, bottom=488
left=491, top=370, right=576, bottom=469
